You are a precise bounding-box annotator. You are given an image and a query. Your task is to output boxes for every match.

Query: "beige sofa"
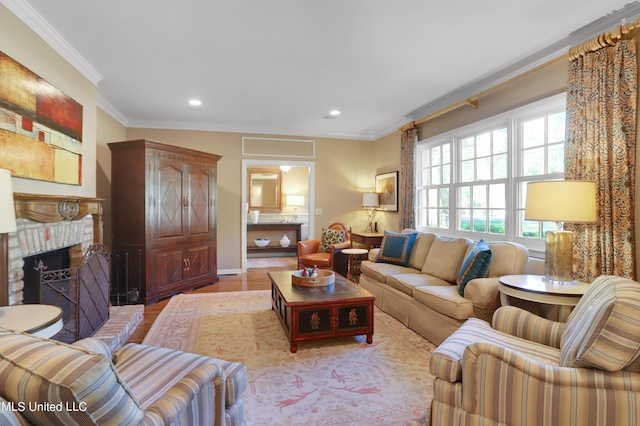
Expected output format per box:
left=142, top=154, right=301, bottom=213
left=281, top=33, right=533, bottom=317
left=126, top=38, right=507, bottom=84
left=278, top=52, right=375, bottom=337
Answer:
left=359, top=230, right=530, bottom=345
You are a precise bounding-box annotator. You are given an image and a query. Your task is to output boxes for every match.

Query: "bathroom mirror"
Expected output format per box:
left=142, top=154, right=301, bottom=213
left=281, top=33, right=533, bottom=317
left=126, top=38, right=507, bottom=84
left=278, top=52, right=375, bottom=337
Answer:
left=247, top=167, right=282, bottom=212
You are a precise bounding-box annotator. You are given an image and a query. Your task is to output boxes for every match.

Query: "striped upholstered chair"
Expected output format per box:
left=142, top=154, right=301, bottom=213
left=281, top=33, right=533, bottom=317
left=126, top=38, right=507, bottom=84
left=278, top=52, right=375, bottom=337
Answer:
left=430, top=275, right=640, bottom=426
left=0, top=329, right=246, bottom=426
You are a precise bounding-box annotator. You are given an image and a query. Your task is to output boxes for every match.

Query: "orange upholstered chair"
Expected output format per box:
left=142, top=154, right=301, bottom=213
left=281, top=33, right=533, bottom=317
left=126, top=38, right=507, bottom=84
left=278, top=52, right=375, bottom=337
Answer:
left=297, top=223, right=351, bottom=270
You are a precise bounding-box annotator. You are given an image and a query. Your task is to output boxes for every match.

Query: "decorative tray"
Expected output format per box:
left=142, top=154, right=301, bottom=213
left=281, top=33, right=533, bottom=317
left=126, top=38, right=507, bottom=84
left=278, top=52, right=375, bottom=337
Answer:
left=291, top=270, right=335, bottom=287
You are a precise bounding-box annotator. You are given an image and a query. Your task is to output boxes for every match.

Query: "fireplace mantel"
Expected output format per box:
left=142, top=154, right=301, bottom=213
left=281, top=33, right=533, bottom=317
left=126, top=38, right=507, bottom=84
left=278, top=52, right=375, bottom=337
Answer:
left=1, top=193, right=104, bottom=306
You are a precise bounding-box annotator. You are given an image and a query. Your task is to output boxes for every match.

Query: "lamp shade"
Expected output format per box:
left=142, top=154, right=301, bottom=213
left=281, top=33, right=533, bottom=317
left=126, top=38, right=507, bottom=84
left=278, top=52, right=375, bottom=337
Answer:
left=362, top=192, right=379, bottom=208
left=286, top=195, right=304, bottom=206
left=0, top=169, right=17, bottom=233
left=524, top=180, right=596, bottom=223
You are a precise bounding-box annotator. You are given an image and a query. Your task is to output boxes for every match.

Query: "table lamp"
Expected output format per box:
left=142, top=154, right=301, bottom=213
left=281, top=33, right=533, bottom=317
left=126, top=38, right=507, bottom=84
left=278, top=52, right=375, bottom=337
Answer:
left=286, top=195, right=304, bottom=222
left=362, top=192, right=379, bottom=233
left=524, top=180, right=596, bottom=285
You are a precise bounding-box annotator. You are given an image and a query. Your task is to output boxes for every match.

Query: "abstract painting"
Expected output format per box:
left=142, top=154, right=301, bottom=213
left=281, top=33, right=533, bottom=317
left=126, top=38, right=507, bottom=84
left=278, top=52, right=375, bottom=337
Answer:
left=0, top=51, right=83, bottom=185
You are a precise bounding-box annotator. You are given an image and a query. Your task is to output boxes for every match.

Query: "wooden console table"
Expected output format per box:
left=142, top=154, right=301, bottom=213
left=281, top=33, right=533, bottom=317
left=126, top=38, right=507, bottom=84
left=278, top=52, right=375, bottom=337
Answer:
left=350, top=232, right=384, bottom=250
left=247, top=222, right=302, bottom=254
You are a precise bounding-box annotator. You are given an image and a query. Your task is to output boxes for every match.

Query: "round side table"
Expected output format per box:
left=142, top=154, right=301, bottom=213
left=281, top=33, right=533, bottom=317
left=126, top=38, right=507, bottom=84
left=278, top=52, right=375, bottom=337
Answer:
left=0, top=304, right=63, bottom=338
left=498, top=274, right=590, bottom=321
left=341, top=248, right=369, bottom=283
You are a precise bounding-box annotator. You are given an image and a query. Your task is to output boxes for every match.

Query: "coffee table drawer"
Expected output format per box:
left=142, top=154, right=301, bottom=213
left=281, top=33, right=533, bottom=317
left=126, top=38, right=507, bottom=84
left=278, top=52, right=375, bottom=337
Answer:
left=337, top=304, right=370, bottom=332
left=296, top=308, right=333, bottom=335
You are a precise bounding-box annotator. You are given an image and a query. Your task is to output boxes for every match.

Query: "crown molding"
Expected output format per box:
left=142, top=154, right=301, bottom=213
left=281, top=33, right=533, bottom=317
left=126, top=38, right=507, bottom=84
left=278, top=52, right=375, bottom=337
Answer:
left=126, top=118, right=380, bottom=141
left=570, top=1, right=640, bottom=40
left=369, top=117, right=414, bottom=140
left=406, top=2, right=640, bottom=124
left=1, top=0, right=103, bottom=86
left=96, top=94, right=129, bottom=126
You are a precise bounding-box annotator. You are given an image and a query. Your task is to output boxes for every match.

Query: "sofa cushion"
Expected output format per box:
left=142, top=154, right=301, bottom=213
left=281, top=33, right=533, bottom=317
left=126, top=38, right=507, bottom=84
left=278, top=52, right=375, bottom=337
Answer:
left=116, top=342, right=247, bottom=408
left=421, top=236, right=472, bottom=282
left=406, top=232, right=436, bottom=270
left=360, top=260, right=420, bottom=284
left=560, top=275, right=640, bottom=371
left=485, top=241, right=529, bottom=277
left=376, top=231, right=417, bottom=266
left=386, top=273, right=450, bottom=296
left=457, top=239, right=492, bottom=296
left=413, top=285, right=474, bottom=320
left=318, top=227, right=346, bottom=252
left=431, top=318, right=561, bottom=382
left=0, top=328, right=144, bottom=425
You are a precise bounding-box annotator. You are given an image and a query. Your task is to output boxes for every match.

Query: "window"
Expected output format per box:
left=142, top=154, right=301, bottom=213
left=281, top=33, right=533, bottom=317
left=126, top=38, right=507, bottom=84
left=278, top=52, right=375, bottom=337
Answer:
left=416, top=93, right=566, bottom=253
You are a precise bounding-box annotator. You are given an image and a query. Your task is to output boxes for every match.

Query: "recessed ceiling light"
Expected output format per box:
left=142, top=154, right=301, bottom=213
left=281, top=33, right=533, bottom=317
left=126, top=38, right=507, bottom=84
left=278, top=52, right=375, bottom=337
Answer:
left=188, top=99, right=202, bottom=109
left=324, top=109, right=341, bottom=119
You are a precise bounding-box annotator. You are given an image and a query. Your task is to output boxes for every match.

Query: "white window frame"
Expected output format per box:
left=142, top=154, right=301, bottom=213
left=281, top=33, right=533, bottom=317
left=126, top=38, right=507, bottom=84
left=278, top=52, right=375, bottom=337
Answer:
left=415, top=93, right=567, bottom=256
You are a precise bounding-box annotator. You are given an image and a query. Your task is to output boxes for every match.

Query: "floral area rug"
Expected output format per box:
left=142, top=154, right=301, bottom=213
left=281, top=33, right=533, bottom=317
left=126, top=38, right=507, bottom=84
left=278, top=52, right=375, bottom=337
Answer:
left=142, top=290, right=435, bottom=425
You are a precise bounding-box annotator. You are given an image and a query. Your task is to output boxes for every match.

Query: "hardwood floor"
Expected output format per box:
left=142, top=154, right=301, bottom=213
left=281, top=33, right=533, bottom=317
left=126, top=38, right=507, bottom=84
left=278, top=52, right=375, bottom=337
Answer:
left=126, top=262, right=294, bottom=344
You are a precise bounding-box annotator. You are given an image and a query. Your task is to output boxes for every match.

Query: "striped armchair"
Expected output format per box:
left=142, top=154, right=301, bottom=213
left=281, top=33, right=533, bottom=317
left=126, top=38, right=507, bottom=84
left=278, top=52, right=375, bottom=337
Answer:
left=0, top=329, right=246, bottom=425
left=430, top=275, right=640, bottom=426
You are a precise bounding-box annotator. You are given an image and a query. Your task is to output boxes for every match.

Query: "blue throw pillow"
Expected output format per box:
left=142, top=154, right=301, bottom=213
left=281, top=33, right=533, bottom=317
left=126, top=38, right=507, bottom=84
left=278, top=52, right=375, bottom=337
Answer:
left=457, top=239, right=492, bottom=296
left=375, top=231, right=417, bottom=267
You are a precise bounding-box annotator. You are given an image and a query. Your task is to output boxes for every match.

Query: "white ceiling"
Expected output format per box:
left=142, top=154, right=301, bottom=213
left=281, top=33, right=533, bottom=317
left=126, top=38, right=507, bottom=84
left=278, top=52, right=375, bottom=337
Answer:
left=7, top=0, right=639, bottom=140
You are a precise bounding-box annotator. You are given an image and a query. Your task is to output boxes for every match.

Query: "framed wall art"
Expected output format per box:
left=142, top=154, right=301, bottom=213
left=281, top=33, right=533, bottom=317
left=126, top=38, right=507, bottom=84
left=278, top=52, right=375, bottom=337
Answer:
left=0, top=51, right=83, bottom=185
left=375, top=171, right=398, bottom=211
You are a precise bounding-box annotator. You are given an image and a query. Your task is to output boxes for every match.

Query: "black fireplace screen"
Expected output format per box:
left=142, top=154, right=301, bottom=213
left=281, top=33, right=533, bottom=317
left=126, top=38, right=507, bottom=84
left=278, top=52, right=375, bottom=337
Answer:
left=29, top=244, right=111, bottom=344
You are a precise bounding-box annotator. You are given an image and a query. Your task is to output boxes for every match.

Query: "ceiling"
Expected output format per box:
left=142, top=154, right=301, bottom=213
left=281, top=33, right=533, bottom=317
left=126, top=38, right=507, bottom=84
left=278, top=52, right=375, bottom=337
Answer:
left=7, top=0, right=639, bottom=140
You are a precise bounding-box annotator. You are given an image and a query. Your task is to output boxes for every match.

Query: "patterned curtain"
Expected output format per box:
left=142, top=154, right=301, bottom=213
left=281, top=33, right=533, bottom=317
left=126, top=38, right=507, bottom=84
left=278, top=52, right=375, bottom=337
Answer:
left=399, top=126, right=418, bottom=230
left=564, top=39, right=637, bottom=281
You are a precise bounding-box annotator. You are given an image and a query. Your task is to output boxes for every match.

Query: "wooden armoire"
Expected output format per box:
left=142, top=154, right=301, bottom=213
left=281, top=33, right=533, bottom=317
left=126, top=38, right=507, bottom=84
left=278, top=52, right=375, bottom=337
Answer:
left=108, top=140, right=221, bottom=305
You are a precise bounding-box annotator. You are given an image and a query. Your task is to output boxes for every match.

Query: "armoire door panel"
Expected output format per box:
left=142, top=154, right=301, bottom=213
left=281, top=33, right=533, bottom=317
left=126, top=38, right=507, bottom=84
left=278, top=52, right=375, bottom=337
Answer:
left=187, top=244, right=213, bottom=281
left=187, top=167, right=212, bottom=237
left=156, top=162, right=185, bottom=240
left=153, top=248, right=185, bottom=292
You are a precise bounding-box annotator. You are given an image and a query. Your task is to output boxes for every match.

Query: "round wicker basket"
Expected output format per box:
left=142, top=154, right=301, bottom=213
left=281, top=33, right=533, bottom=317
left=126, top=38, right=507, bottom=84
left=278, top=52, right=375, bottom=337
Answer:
left=291, top=270, right=335, bottom=287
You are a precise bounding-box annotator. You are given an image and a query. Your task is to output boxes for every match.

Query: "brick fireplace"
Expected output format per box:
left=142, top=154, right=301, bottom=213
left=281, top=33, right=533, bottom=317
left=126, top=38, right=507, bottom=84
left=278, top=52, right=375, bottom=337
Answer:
left=0, top=193, right=103, bottom=306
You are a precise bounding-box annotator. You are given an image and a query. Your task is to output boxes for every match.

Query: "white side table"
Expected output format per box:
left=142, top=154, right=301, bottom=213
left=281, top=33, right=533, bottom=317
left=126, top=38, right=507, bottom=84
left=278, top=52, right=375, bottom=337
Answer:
left=0, top=304, right=63, bottom=338
left=498, top=275, right=590, bottom=321
left=341, top=248, right=369, bottom=283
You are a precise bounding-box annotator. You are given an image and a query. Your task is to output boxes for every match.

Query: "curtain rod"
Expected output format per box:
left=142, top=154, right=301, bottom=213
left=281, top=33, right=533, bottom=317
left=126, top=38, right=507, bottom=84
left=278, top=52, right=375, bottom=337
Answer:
left=398, top=54, right=567, bottom=133
left=569, top=16, right=640, bottom=60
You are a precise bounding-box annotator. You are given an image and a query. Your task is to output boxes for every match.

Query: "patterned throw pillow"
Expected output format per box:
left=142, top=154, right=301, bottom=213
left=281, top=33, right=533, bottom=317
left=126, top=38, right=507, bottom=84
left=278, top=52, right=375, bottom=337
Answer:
left=375, top=231, right=418, bottom=267
left=318, top=227, right=346, bottom=253
left=457, top=239, right=492, bottom=296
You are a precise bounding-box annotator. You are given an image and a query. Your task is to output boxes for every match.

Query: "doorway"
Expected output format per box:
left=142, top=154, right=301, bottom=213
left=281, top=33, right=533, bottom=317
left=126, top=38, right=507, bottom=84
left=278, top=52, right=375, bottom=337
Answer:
left=241, top=159, right=315, bottom=272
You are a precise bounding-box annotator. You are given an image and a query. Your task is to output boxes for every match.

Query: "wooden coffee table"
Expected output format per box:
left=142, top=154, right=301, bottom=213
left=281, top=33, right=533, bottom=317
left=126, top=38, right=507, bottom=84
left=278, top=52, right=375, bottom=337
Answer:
left=268, top=270, right=375, bottom=353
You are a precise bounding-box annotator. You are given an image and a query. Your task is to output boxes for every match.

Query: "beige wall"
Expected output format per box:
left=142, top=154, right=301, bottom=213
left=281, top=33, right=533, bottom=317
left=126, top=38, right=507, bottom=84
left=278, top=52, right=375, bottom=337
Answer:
left=415, top=58, right=568, bottom=140
left=372, top=131, right=402, bottom=232
left=103, top=128, right=376, bottom=271
left=96, top=108, right=127, bottom=248
left=1, top=4, right=97, bottom=198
